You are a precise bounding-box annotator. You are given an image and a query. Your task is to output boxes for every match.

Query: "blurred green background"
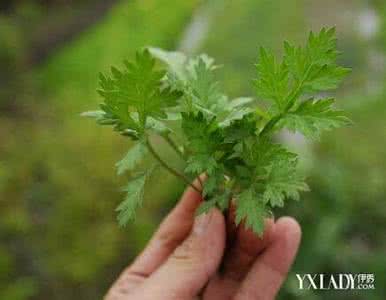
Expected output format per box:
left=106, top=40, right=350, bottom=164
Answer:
left=0, top=0, right=385, bottom=299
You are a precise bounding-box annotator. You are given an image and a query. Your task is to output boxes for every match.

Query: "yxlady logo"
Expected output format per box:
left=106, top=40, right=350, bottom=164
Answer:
left=296, top=273, right=375, bottom=290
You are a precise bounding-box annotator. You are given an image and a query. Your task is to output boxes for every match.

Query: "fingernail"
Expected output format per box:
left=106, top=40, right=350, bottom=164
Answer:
left=193, top=210, right=213, bottom=235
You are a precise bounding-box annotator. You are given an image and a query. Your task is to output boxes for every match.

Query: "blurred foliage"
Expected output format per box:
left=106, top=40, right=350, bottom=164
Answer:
left=201, top=0, right=306, bottom=97
left=1, top=0, right=385, bottom=299
left=0, top=0, right=105, bottom=112
left=0, top=0, right=199, bottom=299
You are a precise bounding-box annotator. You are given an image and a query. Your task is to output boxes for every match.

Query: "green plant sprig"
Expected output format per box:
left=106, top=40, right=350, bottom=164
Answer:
left=83, top=27, right=351, bottom=235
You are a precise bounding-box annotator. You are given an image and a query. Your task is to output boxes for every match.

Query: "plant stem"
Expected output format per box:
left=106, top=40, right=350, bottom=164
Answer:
left=162, top=134, right=186, bottom=160
left=145, top=138, right=201, bottom=193
left=259, top=113, right=283, bottom=137
left=161, top=134, right=205, bottom=191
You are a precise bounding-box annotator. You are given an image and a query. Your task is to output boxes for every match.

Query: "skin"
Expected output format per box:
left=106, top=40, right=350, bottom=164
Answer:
left=105, top=180, right=301, bottom=300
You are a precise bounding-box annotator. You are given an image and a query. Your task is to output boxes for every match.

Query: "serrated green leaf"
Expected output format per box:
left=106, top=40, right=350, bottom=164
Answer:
left=227, top=97, right=253, bottom=109
left=116, top=172, right=148, bottom=226
left=202, top=168, right=226, bottom=197
left=235, top=188, right=268, bottom=236
left=214, top=191, right=231, bottom=211
left=281, top=98, right=351, bottom=139
left=182, top=112, right=222, bottom=175
left=219, top=107, right=254, bottom=127
left=97, top=49, right=182, bottom=137
left=80, top=110, right=105, bottom=119
left=145, top=117, right=172, bottom=135
left=284, top=27, right=350, bottom=93
left=152, top=49, right=253, bottom=127
left=254, top=47, right=289, bottom=110
left=185, top=154, right=217, bottom=175
left=188, top=57, right=223, bottom=110
left=263, top=160, right=309, bottom=207
left=305, top=65, right=351, bottom=91
left=116, top=143, right=148, bottom=176
left=223, top=114, right=258, bottom=144
left=148, top=47, right=188, bottom=80
left=196, top=190, right=230, bottom=216
left=238, top=137, right=297, bottom=171
left=195, top=199, right=217, bottom=216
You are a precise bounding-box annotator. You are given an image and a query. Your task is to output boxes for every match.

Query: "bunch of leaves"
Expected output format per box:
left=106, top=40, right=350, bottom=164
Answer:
left=83, top=27, right=351, bottom=235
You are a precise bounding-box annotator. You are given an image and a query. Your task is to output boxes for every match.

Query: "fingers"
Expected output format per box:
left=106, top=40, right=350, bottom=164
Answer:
left=136, top=209, right=226, bottom=300
left=105, top=181, right=202, bottom=299
left=222, top=218, right=275, bottom=280
left=129, top=181, right=203, bottom=275
left=234, top=217, right=301, bottom=300
left=203, top=218, right=275, bottom=299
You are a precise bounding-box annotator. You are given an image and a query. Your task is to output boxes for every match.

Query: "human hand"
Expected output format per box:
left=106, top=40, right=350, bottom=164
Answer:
left=105, top=182, right=301, bottom=300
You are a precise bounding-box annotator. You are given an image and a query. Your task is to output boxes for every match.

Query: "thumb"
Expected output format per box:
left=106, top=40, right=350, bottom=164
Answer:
left=136, top=208, right=225, bottom=300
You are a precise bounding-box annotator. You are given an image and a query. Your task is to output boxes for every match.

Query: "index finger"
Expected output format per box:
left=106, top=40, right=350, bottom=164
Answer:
left=105, top=179, right=203, bottom=299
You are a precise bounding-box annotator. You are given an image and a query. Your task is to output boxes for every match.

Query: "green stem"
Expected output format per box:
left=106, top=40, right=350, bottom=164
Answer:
left=255, top=107, right=270, bottom=120
left=162, top=134, right=186, bottom=160
left=259, top=113, right=283, bottom=137
left=161, top=134, right=205, bottom=191
left=145, top=138, right=200, bottom=193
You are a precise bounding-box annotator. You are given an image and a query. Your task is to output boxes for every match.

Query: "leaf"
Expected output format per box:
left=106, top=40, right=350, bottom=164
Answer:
left=195, top=199, right=217, bottom=216
left=150, top=48, right=220, bottom=107
left=235, top=188, right=269, bottom=236
left=281, top=98, right=351, bottom=139
left=227, top=97, right=254, bottom=109
left=148, top=47, right=188, bottom=80
left=210, top=96, right=254, bottom=127
left=188, top=57, right=223, bottom=111
left=231, top=137, right=300, bottom=197
left=116, top=172, right=148, bottom=226
left=213, top=191, right=231, bottom=211
left=145, top=117, right=172, bottom=135
left=97, top=49, right=182, bottom=137
left=152, top=49, right=254, bottom=127
left=185, top=154, right=218, bottom=175
left=80, top=110, right=105, bottom=119
left=182, top=112, right=222, bottom=175
left=263, top=160, right=309, bottom=207
left=236, top=137, right=297, bottom=172
left=202, top=168, right=226, bottom=197
left=219, top=106, right=254, bottom=127
left=254, top=27, right=351, bottom=141
left=223, top=114, right=258, bottom=144
left=196, top=190, right=230, bottom=216
left=284, top=27, right=351, bottom=93
left=254, top=47, right=289, bottom=110
left=116, top=143, right=148, bottom=176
